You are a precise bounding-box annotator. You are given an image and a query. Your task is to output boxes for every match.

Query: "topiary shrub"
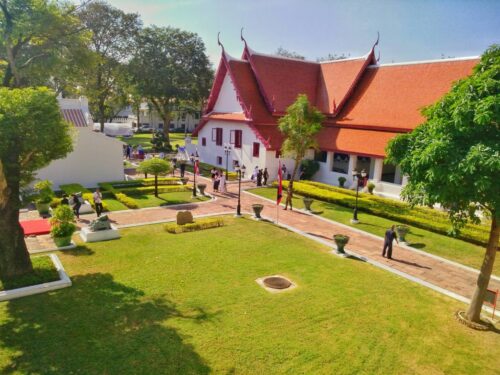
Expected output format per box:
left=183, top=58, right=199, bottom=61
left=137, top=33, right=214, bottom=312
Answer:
left=338, top=176, right=347, bottom=188
left=49, top=205, right=76, bottom=247
left=164, top=217, right=224, bottom=234
left=300, top=159, right=320, bottom=180
left=367, top=182, right=376, bottom=194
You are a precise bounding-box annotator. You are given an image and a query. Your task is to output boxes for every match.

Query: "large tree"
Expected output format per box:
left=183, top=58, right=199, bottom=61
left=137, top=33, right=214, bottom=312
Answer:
left=78, top=1, right=141, bottom=132
left=386, top=45, right=500, bottom=325
left=0, top=0, right=88, bottom=88
left=0, top=87, right=73, bottom=280
left=129, top=26, right=213, bottom=144
left=278, top=94, right=324, bottom=210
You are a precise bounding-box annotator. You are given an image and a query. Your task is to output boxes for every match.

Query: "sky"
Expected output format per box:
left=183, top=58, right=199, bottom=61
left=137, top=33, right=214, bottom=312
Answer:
left=106, top=0, right=500, bottom=67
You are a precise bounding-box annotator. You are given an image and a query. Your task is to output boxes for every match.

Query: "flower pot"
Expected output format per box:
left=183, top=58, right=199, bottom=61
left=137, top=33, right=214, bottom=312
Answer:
left=302, top=197, right=313, bottom=211
left=333, top=234, right=350, bottom=254
left=252, top=204, right=264, bottom=219
left=197, top=183, right=207, bottom=195
left=395, top=225, right=410, bottom=243
left=53, top=235, right=72, bottom=248
left=180, top=177, right=189, bottom=185
left=36, top=202, right=50, bottom=215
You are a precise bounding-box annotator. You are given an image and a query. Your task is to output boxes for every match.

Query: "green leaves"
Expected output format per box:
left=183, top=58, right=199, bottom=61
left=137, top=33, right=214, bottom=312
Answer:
left=137, top=158, right=172, bottom=176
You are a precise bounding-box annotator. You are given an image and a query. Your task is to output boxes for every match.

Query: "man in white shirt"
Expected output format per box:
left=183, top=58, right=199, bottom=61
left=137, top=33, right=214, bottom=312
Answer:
left=93, top=188, right=103, bottom=217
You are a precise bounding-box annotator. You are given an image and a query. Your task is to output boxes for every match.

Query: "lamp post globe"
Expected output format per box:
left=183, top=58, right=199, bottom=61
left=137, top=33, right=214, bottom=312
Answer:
left=224, top=144, right=231, bottom=180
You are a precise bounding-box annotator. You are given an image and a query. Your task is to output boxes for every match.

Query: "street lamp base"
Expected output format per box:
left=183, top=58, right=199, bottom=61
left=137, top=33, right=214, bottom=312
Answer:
left=234, top=214, right=243, bottom=218
left=350, top=219, right=359, bottom=224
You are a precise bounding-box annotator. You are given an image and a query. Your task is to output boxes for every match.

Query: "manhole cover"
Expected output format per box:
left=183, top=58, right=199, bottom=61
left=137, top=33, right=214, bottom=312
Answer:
left=263, top=276, right=292, bottom=289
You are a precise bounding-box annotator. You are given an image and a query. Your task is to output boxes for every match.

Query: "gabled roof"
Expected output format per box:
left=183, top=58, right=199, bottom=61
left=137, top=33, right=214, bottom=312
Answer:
left=61, top=109, right=88, bottom=127
left=335, top=57, right=479, bottom=130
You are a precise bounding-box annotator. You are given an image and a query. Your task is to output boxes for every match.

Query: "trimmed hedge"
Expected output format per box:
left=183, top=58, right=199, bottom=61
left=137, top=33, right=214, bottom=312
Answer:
left=275, top=180, right=490, bottom=245
left=104, top=177, right=182, bottom=189
left=59, top=184, right=109, bottom=212
left=164, top=217, right=224, bottom=234
left=122, top=185, right=192, bottom=195
left=98, top=183, right=139, bottom=209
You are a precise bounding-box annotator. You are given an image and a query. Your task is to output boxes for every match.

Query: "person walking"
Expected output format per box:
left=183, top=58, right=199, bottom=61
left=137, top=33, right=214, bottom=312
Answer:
left=61, top=195, right=69, bottom=206
left=71, top=193, right=82, bottom=220
left=93, top=188, right=103, bottom=217
left=180, top=162, right=186, bottom=178
left=251, top=166, right=259, bottom=183
left=281, top=164, right=287, bottom=180
left=126, top=145, right=131, bottom=160
left=214, top=171, right=220, bottom=192
left=382, top=225, right=399, bottom=259
left=263, top=168, right=269, bottom=185
left=219, top=172, right=227, bottom=193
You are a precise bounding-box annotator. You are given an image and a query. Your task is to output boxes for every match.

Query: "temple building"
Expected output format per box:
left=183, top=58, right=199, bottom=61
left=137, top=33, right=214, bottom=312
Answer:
left=191, top=36, right=478, bottom=198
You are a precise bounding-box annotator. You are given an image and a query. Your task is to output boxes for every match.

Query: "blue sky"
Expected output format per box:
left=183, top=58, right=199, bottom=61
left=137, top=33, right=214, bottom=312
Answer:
left=107, top=0, right=499, bottom=66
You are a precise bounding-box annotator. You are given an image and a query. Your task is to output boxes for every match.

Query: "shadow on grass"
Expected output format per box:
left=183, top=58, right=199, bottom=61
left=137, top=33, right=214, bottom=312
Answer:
left=409, top=243, right=427, bottom=249
left=64, top=245, right=95, bottom=256
left=0, top=273, right=211, bottom=374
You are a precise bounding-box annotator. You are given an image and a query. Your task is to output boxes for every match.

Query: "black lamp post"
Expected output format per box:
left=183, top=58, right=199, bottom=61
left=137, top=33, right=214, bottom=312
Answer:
left=351, top=168, right=367, bottom=224
left=191, top=154, right=199, bottom=197
left=224, top=143, right=231, bottom=180
left=235, top=163, right=246, bottom=217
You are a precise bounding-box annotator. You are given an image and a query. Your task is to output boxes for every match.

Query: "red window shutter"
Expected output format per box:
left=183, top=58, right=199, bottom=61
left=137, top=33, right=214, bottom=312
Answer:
left=253, top=142, right=260, bottom=157
left=235, top=130, right=242, bottom=149
left=216, top=128, right=223, bottom=146
left=202, top=137, right=206, bottom=146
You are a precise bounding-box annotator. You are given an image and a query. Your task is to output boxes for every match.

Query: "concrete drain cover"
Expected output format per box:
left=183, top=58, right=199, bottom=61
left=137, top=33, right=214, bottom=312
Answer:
left=256, top=275, right=296, bottom=293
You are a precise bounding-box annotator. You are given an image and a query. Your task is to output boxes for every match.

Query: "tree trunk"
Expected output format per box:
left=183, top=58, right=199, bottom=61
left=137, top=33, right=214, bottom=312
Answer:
left=465, top=215, right=499, bottom=322
left=0, top=160, right=33, bottom=281
left=162, top=113, right=171, bottom=145
left=154, top=174, right=158, bottom=197
left=285, top=158, right=301, bottom=210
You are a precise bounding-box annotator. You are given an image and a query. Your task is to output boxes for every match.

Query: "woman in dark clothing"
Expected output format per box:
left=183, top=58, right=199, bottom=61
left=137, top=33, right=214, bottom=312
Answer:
left=263, top=168, right=269, bottom=185
left=214, top=171, right=220, bottom=192
left=257, top=169, right=263, bottom=186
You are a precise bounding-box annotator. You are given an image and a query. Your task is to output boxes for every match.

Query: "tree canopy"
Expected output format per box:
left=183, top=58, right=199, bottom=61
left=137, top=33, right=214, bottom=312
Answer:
left=0, top=87, right=73, bottom=280
left=386, top=45, right=500, bottom=324
left=129, top=26, right=213, bottom=143
left=278, top=94, right=324, bottom=210
left=137, top=158, right=172, bottom=197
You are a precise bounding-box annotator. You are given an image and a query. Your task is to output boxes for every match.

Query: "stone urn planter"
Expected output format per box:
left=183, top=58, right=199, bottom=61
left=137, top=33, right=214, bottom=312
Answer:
left=197, top=183, right=207, bottom=196
left=180, top=177, right=189, bottom=185
left=252, top=204, right=264, bottom=219
left=53, top=235, right=72, bottom=248
left=333, top=234, right=350, bottom=254
left=302, top=197, right=314, bottom=211
left=395, top=225, right=410, bottom=243
left=36, top=202, right=51, bottom=216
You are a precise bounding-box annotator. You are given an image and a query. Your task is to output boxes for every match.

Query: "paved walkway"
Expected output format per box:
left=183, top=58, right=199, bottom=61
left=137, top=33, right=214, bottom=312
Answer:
left=25, top=174, right=499, bottom=312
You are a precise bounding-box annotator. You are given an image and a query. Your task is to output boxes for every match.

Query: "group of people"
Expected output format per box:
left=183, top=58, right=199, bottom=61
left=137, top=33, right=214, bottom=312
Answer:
left=211, top=168, right=227, bottom=193
left=124, top=144, right=145, bottom=160
left=60, top=189, right=104, bottom=221
left=251, top=167, right=269, bottom=186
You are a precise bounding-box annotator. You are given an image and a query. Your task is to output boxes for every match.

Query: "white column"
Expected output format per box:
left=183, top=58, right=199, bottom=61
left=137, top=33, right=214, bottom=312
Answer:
left=347, top=155, right=357, bottom=187
left=402, top=174, right=409, bottom=186
left=373, top=158, right=384, bottom=182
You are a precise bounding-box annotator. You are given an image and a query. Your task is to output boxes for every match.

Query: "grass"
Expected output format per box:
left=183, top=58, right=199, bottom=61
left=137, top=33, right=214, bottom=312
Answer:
left=249, top=187, right=500, bottom=277
left=0, top=256, right=59, bottom=291
left=127, top=191, right=209, bottom=208
left=0, top=217, right=497, bottom=374
left=118, top=132, right=197, bottom=151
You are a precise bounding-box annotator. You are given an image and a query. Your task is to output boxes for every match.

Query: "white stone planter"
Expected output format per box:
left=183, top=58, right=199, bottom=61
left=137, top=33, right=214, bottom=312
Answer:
left=79, top=201, right=94, bottom=214
left=79, top=224, right=120, bottom=242
left=0, top=254, right=71, bottom=302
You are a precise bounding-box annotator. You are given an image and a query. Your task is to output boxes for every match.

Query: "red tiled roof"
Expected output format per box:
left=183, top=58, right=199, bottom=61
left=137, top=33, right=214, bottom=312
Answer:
left=244, top=49, right=320, bottom=114
left=335, top=58, right=479, bottom=130
left=61, top=109, right=88, bottom=127
left=316, top=57, right=372, bottom=114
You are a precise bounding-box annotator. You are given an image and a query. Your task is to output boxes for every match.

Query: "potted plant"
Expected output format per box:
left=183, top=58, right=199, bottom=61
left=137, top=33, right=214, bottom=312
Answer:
left=33, top=180, right=54, bottom=215
left=50, top=205, right=76, bottom=247
left=302, top=197, right=314, bottom=211
left=180, top=177, right=189, bottom=185
left=197, top=183, right=207, bottom=196
left=251, top=204, right=264, bottom=219
left=367, top=182, right=376, bottom=194
left=395, top=225, right=410, bottom=243
left=338, top=176, right=346, bottom=188
left=333, top=234, right=349, bottom=254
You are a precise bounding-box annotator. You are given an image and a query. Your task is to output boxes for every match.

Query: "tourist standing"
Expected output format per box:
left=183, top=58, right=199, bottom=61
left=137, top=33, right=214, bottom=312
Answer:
left=257, top=169, right=263, bottom=186
left=219, top=172, right=227, bottom=193
left=72, top=193, right=81, bottom=220
left=382, top=225, right=399, bottom=259
left=93, top=188, right=103, bottom=217
left=251, top=166, right=259, bottom=183
left=214, top=171, right=220, bottom=192
left=61, top=195, right=69, bottom=205
left=126, top=145, right=131, bottom=159
left=180, top=162, right=186, bottom=178
left=263, top=168, right=269, bottom=185
left=281, top=164, right=287, bottom=180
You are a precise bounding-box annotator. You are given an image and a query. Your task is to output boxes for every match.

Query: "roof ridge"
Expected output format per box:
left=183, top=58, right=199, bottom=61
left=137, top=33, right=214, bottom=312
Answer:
left=368, top=56, right=479, bottom=68
left=246, top=46, right=318, bottom=64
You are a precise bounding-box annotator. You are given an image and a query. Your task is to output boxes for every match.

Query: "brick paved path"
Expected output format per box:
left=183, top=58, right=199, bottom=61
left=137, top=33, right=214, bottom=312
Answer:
left=27, top=173, right=499, bottom=306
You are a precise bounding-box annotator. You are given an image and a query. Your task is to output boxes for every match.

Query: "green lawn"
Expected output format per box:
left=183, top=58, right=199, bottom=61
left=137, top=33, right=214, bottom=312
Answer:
left=0, top=218, right=497, bottom=374
left=118, top=133, right=197, bottom=151
left=0, top=256, right=59, bottom=291
left=249, top=187, right=499, bottom=277
left=127, top=191, right=209, bottom=208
